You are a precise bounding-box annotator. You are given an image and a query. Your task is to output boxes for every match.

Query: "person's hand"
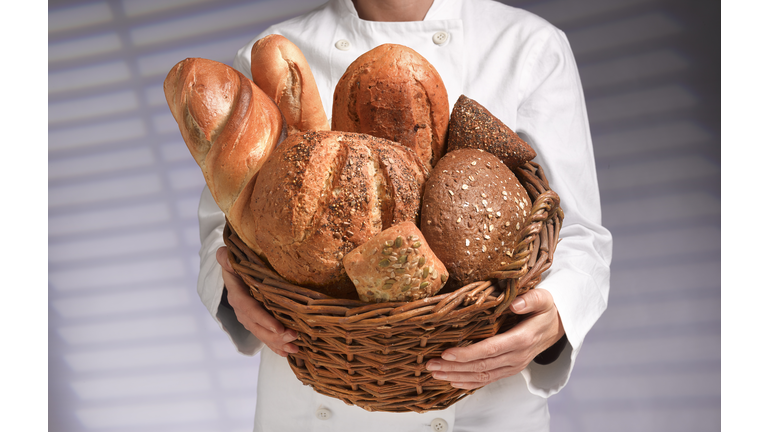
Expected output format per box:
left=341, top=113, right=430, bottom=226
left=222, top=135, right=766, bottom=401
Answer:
left=426, top=288, right=565, bottom=389
left=216, top=247, right=299, bottom=357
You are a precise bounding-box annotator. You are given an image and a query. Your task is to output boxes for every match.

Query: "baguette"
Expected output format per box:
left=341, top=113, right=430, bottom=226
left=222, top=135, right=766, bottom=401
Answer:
left=251, top=34, right=330, bottom=134
left=164, top=57, right=285, bottom=253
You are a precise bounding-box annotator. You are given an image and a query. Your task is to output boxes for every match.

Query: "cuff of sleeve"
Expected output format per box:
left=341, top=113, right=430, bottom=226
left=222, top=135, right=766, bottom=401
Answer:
left=522, top=338, right=574, bottom=398
left=519, top=261, right=608, bottom=397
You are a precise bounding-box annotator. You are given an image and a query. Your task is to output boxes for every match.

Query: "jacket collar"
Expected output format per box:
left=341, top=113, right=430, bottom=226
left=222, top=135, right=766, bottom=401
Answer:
left=335, top=0, right=461, bottom=21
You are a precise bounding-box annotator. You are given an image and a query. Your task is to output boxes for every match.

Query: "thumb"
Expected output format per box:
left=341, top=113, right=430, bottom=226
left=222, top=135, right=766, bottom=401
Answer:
left=216, top=246, right=234, bottom=273
left=510, top=288, right=553, bottom=314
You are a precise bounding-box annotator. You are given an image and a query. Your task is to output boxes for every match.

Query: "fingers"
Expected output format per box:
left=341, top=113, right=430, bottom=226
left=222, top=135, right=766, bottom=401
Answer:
left=431, top=365, right=521, bottom=389
left=215, top=247, right=299, bottom=357
left=427, top=289, right=563, bottom=388
left=216, top=246, right=234, bottom=272
left=426, top=332, right=533, bottom=389
left=510, top=288, right=554, bottom=315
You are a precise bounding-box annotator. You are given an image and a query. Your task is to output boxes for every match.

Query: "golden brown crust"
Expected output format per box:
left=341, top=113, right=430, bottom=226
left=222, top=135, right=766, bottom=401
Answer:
left=446, top=95, right=537, bottom=170
left=251, top=34, right=330, bottom=134
left=420, top=149, right=530, bottom=286
left=250, top=131, right=430, bottom=295
left=343, top=222, right=449, bottom=303
left=331, top=44, right=449, bottom=168
left=163, top=57, right=285, bottom=253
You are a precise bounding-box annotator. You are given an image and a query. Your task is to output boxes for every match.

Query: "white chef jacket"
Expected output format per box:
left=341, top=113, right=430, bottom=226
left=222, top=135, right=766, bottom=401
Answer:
left=196, top=0, right=613, bottom=430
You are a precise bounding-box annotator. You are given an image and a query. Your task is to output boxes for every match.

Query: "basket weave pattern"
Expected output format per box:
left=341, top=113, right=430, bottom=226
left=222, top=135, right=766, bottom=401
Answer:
left=224, top=161, right=563, bottom=413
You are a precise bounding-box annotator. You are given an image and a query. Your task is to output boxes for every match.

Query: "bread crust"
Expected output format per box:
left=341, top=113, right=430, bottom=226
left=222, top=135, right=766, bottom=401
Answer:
left=251, top=34, right=330, bottom=133
left=343, top=222, right=449, bottom=303
left=420, top=149, right=530, bottom=286
left=332, top=44, right=449, bottom=168
left=250, top=131, right=430, bottom=295
left=164, top=57, right=285, bottom=253
left=446, top=95, right=537, bottom=170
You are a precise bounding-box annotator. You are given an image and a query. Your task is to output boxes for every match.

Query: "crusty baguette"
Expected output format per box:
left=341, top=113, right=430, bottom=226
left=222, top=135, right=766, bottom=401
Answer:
left=332, top=43, right=449, bottom=168
left=164, top=57, right=285, bottom=253
left=251, top=34, right=330, bottom=134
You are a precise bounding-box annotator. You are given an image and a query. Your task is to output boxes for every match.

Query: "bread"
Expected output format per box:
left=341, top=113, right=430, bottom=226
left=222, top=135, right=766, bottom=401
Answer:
left=420, top=149, right=531, bottom=286
left=251, top=34, right=330, bottom=134
left=446, top=95, right=537, bottom=170
left=250, top=130, right=430, bottom=296
left=164, top=58, right=285, bottom=254
left=332, top=43, right=449, bottom=168
left=343, top=222, right=449, bottom=303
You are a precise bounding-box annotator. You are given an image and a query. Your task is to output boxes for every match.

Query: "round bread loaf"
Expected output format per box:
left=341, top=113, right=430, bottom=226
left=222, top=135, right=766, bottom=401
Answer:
left=446, top=95, right=536, bottom=170
left=331, top=43, right=449, bottom=168
left=251, top=130, right=430, bottom=297
left=343, top=221, right=449, bottom=303
left=420, top=149, right=531, bottom=286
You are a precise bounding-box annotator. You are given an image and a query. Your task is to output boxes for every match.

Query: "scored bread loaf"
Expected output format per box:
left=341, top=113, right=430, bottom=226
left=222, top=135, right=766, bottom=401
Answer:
left=446, top=95, right=537, bottom=170
left=164, top=58, right=285, bottom=254
left=332, top=43, right=449, bottom=168
left=343, top=222, right=449, bottom=303
left=250, top=130, right=430, bottom=297
left=420, top=149, right=531, bottom=286
left=251, top=34, right=330, bottom=134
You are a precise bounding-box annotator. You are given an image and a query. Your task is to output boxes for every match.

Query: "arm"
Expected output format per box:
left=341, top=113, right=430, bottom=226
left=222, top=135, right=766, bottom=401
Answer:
left=197, top=186, right=298, bottom=357
left=427, top=27, right=612, bottom=396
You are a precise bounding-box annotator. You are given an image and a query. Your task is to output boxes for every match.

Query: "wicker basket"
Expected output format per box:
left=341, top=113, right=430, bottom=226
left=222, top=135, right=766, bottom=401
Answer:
left=224, top=161, right=563, bottom=413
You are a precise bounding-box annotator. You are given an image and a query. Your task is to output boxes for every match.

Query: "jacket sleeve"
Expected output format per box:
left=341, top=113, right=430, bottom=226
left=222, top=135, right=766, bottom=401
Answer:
left=515, top=27, right=613, bottom=397
left=197, top=185, right=264, bottom=356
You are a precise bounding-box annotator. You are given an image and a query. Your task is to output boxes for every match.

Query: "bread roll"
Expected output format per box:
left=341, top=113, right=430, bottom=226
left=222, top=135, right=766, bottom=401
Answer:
left=251, top=130, right=430, bottom=296
left=164, top=58, right=285, bottom=254
left=332, top=44, right=449, bottom=168
left=343, top=222, right=449, bottom=303
left=420, top=149, right=530, bottom=286
left=446, top=95, right=536, bottom=170
left=251, top=34, right=330, bottom=134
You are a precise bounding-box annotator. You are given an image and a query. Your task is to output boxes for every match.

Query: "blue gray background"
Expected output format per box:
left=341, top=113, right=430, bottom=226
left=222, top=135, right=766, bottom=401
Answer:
left=48, top=0, right=720, bottom=430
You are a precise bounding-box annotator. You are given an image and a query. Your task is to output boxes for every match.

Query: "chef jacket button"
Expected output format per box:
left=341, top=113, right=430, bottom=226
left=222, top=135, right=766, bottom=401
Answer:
left=315, top=407, right=332, bottom=420
left=432, top=31, right=449, bottom=45
left=431, top=417, right=448, bottom=431
left=335, top=39, right=351, bottom=51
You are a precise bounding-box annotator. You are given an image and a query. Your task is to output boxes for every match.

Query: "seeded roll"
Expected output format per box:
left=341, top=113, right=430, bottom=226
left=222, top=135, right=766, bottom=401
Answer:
left=446, top=95, right=536, bottom=170
left=343, top=222, right=449, bottom=303
left=420, top=149, right=531, bottom=286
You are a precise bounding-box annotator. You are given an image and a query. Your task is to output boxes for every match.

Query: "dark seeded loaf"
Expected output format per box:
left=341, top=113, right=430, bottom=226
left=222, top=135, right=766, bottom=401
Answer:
left=420, top=148, right=531, bottom=286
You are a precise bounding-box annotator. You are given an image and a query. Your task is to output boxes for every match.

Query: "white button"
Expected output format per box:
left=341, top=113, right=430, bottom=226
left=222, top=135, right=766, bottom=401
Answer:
left=432, top=31, right=449, bottom=45
left=431, top=418, right=448, bottom=431
left=335, top=39, right=351, bottom=51
left=315, top=407, right=332, bottom=420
